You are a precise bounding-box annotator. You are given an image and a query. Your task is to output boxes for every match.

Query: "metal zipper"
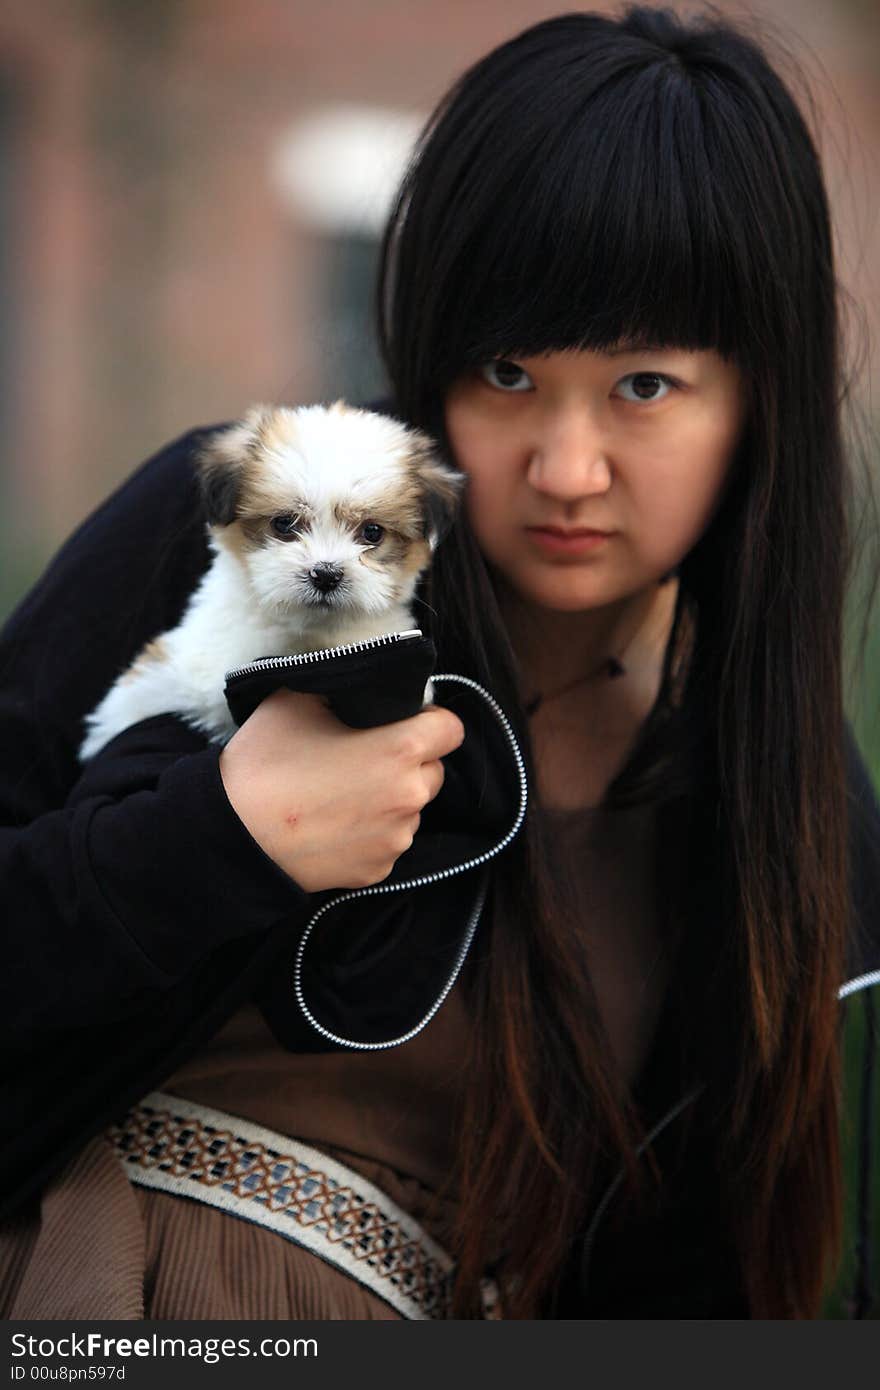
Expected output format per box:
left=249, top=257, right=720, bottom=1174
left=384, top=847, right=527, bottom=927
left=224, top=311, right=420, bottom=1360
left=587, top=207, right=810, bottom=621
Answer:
left=839, top=970, right=880, bottom=999
left=225, top=628, right=424, bottom=682
left=292, top=672, right=529, bottom=1051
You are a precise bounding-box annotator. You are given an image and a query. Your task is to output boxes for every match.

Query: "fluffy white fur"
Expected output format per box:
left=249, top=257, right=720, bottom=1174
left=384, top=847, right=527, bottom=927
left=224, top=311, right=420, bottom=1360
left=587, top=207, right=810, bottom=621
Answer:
left=79, top=402, right=462, bottom=761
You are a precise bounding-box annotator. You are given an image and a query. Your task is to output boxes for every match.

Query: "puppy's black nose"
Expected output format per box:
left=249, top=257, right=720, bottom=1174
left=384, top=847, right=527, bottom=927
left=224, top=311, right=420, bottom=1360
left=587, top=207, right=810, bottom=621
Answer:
left=309, top=563, right=343, bottom=593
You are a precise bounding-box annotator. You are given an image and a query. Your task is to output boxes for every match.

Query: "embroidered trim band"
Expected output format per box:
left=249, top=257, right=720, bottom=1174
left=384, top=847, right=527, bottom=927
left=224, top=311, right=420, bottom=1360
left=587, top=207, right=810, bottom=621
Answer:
left=108, top=1090, right=501, bottom=1321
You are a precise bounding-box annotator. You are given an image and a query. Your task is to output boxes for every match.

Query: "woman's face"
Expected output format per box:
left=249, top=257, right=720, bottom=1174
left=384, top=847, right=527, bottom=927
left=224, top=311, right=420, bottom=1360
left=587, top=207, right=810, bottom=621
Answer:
left=444, top=347, right=747, bottom=612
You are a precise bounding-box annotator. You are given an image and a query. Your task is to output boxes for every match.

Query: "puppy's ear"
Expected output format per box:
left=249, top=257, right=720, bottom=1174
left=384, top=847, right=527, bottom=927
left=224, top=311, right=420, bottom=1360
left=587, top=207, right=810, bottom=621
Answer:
left=411, top=440, right=466, bottom=551
left=195, top=405, right=270, bottom=526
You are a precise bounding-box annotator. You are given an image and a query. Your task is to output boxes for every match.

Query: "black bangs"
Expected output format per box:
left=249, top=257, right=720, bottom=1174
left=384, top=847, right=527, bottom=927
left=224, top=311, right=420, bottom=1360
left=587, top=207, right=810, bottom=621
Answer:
left=440, top=64, right=740, bottom=378
left=453, top=76, right=734, bottom=366
left=377, top=6, right=831, bottom=431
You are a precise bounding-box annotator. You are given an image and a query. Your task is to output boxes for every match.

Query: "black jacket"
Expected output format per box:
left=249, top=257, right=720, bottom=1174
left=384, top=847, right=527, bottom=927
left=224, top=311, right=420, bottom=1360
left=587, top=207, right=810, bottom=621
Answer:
left=1, top=422, right=879, bottom=1317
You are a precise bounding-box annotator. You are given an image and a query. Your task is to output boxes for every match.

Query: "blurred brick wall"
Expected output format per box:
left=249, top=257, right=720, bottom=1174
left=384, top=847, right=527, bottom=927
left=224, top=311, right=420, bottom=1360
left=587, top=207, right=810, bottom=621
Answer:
left=0, top=0, right=877, bottom=618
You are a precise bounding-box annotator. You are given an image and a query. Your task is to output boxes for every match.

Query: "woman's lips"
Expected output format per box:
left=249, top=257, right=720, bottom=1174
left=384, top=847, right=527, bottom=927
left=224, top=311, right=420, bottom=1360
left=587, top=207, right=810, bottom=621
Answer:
left=526, top=526, right=614, bottom=555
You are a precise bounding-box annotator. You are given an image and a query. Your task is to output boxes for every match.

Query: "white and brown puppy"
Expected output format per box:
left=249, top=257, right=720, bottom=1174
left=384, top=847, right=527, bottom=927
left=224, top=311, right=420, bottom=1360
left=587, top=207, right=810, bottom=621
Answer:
left=79, top=401, right=463, bottom=760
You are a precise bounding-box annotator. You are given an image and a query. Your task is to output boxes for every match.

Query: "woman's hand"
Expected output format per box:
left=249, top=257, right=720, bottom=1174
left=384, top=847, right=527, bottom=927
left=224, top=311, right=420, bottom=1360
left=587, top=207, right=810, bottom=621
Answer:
left=218, top=689, right=465, bottom=893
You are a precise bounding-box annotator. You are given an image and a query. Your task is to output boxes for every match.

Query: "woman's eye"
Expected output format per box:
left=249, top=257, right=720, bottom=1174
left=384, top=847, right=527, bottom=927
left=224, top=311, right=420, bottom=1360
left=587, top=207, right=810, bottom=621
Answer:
left=479, top=359, right=533, bottom=392
left=270, top=513, right=301, bottom=538
left=360, top=522, right=384, bottom=545
left=615, top=372, right=675, bottom=403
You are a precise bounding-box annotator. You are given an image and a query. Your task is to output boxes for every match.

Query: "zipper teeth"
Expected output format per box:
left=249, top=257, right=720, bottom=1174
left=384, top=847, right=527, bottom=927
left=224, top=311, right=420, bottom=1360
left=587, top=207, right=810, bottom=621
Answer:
left=224, top=628, right=423, bottom=682
left=839, top=969, right=880, bottom=999
left=293, top=672, right=529, bottom=1052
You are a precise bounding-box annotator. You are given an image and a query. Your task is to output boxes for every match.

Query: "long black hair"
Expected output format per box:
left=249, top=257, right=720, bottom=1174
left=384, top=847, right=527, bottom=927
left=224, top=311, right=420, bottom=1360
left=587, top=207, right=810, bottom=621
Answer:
left=376, top=5, right=878, bottom=1317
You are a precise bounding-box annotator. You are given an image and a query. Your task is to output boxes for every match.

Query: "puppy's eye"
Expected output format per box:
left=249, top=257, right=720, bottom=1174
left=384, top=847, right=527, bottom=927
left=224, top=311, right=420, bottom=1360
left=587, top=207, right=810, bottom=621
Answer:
left=271, top=513, right=301, bottom=539
left=359, top=522, right=384, bottom=545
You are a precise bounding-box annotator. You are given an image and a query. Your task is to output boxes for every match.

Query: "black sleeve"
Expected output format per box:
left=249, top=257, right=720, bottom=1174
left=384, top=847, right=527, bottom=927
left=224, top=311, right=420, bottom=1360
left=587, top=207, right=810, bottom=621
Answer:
left=0, top=426, right=309, bottom=1055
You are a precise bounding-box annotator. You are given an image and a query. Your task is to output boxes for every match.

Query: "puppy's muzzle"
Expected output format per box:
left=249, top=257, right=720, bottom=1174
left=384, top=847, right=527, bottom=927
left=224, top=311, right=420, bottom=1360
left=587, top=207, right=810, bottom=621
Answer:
left=308, top=562, right=344, bottom=594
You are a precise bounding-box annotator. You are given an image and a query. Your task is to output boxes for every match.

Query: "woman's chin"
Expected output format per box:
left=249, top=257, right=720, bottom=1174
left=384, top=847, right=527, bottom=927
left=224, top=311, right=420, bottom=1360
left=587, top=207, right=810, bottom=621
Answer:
left=498, top=563, right=617, bottom=613
left=493, top=560, right=671, bottom=618
left=505, top=581, right=618, bottom=617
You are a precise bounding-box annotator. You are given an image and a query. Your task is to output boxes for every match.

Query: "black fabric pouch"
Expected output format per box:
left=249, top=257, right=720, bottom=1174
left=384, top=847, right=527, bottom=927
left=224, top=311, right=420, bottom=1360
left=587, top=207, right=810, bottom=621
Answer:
left=222, top=626, right=526, bottom=1054
left=223, top=628, right=437, bottom=730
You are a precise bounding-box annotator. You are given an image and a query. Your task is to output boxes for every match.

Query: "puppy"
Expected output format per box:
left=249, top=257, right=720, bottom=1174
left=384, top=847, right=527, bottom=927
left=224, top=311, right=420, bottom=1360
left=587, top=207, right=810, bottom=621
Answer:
left=79, top=401, right=463, bottom=760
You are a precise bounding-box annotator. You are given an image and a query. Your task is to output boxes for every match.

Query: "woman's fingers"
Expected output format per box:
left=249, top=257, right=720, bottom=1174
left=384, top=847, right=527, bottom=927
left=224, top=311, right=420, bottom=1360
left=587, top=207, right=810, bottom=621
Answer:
left=218, top=690, right=465, bottom=893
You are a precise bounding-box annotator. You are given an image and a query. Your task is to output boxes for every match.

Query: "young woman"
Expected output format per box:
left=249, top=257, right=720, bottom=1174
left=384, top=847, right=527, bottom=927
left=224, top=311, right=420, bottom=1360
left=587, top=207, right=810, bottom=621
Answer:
left=1, top=7, right=879, bottom=1320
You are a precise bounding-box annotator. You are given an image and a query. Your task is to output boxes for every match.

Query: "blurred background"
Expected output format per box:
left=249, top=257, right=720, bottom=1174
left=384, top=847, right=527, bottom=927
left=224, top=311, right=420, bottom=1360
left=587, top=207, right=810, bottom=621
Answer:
left=0, top=0, right=878, bottom=754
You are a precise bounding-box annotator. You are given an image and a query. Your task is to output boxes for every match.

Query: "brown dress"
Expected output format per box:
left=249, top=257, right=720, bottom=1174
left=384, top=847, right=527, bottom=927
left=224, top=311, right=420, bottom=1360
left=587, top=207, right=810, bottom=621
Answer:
left=0, top=799, right=666, bottom=1320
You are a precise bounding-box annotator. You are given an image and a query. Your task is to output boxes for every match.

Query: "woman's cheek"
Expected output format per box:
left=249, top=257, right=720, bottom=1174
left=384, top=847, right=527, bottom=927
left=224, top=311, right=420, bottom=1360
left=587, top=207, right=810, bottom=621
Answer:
left=463, top=473, right=497, bottom=538
left=463, top=476, right=515, bottom=567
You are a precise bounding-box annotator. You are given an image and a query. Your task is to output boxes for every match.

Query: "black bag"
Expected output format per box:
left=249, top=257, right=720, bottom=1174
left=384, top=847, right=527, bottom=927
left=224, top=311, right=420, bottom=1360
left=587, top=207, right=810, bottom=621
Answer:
left=224, top=628, right=436, bottom=730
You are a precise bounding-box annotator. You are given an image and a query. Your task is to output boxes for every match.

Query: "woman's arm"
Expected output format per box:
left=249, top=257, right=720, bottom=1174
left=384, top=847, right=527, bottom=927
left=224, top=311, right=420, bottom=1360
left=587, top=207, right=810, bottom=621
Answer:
left=3, top=715, right=310, bottom=1053
left=0, top=427, right=311, bottom=1053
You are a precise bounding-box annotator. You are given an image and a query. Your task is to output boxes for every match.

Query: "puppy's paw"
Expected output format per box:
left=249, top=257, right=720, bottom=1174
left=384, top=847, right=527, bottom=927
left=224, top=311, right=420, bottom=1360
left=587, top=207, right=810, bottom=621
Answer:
left=422, top=677, right=435, bottom=707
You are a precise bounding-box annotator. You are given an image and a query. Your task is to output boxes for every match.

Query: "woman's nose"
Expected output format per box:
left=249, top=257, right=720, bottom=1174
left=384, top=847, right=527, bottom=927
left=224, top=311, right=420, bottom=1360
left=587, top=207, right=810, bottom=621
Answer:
left=525, top=410, right=611, bottom=499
